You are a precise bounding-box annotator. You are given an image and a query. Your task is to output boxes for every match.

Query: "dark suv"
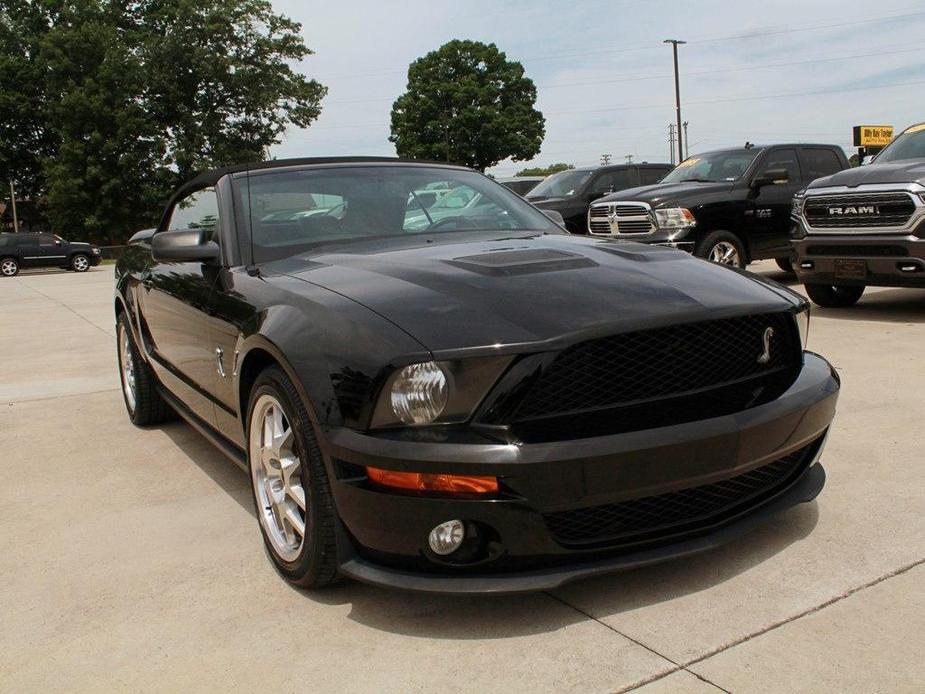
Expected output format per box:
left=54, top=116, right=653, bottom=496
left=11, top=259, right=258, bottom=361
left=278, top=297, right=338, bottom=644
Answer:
left=792, top=122, right=925, bottom=307
left=0, top=232, right=101, bottom=276
left=526, top=163, right=673, bottom=233
left=587, top=144, right=848, bottom=270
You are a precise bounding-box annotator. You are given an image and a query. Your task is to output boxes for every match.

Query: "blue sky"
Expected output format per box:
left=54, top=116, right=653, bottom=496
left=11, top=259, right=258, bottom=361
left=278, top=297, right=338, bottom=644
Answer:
left=270, top=0, right=925, bottom=175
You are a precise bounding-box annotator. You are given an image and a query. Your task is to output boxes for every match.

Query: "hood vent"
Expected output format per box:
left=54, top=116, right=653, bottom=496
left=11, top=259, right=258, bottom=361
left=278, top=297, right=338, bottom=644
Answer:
left=446, top=248, right=597, bottom=276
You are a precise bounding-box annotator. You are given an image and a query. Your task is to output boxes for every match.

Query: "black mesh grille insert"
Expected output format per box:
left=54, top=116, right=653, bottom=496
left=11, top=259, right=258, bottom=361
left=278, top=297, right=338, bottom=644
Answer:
left=544, top=438, right=817, bottom=547
left=513, top=312, right=797, bottom=420
left=806, top=245, right=908, bottom=257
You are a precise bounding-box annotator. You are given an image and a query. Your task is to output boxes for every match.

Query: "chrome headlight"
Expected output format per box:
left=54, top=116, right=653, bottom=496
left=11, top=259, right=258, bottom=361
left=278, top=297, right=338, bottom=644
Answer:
left=791, top=195, right=805, bottom=219
left=795, top=305, right=810, bottom=350
left=389, top=361, right=449, bottom=425
left=654, top=207, right=696, bottom=229
left=92, top=247, right=101, bottom=255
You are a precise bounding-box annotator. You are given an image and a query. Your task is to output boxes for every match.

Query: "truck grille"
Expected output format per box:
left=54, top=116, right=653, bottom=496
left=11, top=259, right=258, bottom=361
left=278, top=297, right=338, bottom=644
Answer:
left=543, top=435, right=820, bottom=547
left=588, top=202, right=654, bottom=235
left=512, top=312, right=798, bottom=421
left=803, top=192, right=916, bottom=229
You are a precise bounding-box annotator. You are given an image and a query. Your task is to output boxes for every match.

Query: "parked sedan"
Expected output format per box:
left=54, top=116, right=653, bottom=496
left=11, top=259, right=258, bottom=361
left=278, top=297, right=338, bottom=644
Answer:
left=0, top=232, right=101, bottom=276
left=114, top=157, right=838, bottom=594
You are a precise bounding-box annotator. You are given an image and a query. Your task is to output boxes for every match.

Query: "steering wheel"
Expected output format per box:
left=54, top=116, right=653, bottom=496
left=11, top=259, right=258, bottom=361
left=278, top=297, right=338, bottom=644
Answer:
left=427, top=215, right=476, bottom=230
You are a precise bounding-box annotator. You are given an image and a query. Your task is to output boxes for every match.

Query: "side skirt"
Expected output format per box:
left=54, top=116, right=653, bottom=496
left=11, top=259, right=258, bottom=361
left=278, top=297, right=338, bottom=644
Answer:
left=157, top=385, right=248, bottom=472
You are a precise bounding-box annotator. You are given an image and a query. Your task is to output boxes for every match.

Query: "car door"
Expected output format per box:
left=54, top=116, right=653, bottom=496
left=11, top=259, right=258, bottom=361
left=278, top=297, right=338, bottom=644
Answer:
left=37, top=233, right=68, bottom=268
left=139, top=187, right=222, bottom=427
left=16, top=233, right=42, bottom=267
left=749, top=148, right=803, bottom=258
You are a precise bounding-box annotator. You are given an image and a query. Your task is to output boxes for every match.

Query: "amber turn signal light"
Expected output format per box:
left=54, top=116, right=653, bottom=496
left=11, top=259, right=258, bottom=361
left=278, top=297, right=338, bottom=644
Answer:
left=366, top=467, right=499, bottom=494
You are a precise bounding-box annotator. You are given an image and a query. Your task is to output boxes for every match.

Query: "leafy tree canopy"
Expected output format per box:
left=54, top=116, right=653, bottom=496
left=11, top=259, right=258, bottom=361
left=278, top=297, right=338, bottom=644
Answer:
left=515, top=162, right=574, bottom=177
left=390, top=40, right=544, bottom=172
left=0, top=0, right=326, bottom=244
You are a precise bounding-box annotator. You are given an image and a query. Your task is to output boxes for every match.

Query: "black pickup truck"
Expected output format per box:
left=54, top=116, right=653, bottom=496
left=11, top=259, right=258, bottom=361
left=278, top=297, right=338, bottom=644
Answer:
left=526, top=163, right=673, bottom=233
left=587, top=144, right=849, bottom=270
left=792, top=123, right=925, bottom=307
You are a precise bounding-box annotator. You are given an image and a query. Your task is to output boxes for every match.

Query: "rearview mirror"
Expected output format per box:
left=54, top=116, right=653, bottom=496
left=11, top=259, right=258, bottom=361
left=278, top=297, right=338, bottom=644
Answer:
left=152, top=228, right=220, bottom=263
left=542, top=209, right=565, bottom=226
left=752, top=168, right=790, bottom=188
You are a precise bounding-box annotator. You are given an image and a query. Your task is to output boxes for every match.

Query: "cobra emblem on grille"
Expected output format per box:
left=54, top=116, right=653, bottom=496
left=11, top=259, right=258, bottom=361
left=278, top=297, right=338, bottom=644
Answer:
left=757, top=327, right=774, bottom=364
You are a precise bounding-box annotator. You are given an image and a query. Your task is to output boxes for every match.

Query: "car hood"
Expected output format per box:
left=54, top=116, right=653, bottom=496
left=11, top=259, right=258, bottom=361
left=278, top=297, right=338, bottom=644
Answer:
left=598, top=182, right=734, bottom=207
left=272, top=233, right=798, bottom=355
left=807, top=160, right=925, bottom=189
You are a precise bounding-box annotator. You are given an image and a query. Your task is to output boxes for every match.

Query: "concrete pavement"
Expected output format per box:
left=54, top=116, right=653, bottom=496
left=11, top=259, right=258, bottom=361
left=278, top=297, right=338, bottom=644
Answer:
left=1, top=263, right=923, bottom=693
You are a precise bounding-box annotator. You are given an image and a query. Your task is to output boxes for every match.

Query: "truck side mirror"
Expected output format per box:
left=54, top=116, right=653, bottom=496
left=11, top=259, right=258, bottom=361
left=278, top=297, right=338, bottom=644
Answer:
left=752, top=168, right=790, bottom=188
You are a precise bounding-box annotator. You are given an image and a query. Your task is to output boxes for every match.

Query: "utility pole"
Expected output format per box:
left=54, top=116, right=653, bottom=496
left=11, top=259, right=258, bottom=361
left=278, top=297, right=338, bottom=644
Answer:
left=664, top=39, right=686, bottom=164
left=600, top=153, right=612, bottom=165
left=624, top=154, right=634, bottom=164
left=9, top=180, right=18, bottom=233
left=683, top=121, right=689, bottom=159
left=668, top=124, right=676, bottom=165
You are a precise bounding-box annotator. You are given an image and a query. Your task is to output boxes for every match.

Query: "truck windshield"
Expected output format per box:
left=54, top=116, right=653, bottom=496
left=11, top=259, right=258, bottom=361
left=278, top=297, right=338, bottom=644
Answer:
left=875, top=124, right=925, bottom=163
left=660, top=150, right=762, bottom=183
left=528, top=170, right=592, bottom=197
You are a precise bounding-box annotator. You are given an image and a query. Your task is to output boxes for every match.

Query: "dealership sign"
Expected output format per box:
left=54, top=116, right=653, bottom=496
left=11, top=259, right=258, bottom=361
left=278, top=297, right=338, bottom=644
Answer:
left=853, top=125, right=893, bottom=147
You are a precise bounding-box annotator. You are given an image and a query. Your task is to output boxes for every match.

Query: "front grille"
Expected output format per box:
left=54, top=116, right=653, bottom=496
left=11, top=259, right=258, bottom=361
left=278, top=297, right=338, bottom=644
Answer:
left=543, top=437, right=819, bottom=547
left=806, top=244, right=909, bottom=257
left=804, top=192, right=916, bottom=229
left=588, top=202, right=654, bottom=235
left=513, top=312, right=798, bottom=421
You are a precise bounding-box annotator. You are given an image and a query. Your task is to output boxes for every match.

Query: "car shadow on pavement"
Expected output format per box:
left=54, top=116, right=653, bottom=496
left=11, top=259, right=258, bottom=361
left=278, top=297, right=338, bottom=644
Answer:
left=160, top=423, right=255, bottom=517
left=812, top=289, right=925, bottom=324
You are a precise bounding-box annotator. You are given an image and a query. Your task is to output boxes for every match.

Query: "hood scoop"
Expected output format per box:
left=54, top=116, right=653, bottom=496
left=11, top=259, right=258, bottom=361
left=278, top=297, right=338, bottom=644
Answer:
left=446, top=248, right=598, bottom=276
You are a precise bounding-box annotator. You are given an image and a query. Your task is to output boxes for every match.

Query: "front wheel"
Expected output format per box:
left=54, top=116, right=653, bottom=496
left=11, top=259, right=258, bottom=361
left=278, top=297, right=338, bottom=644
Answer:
left=246, top=366, right=339, bottom=588
left=0, top=257, right=19, bottom=277
left=804, top=283, right=865, bottom=308
left=71, top=254, right=90, bottom=272
left=775, top=257, right=796, bottom=275
left=695, top=231, right=747, bottom=269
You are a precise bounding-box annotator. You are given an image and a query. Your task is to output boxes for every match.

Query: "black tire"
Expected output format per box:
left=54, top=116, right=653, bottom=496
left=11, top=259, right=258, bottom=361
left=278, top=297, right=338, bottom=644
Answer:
left=246, top=366, right=339, bottom=588
left=1, top=256, right=19, bottom=277
left=775, top=257, right=796, bottom=275
left=116, top=312, right=174, bottom=425
left=694, top=231, right=747, bottom=269
left=71, top=253, right=91, bottom=272
left=804, top=283, right=865, bottom=308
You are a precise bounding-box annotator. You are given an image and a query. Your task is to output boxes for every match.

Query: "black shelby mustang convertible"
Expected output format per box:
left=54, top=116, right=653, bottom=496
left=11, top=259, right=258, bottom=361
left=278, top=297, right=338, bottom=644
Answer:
left=115, top=158, right=839, bottom=594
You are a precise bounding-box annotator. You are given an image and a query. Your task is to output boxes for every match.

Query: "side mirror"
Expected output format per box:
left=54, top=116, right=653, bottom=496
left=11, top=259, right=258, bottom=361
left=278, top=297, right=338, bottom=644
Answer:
left=542, top=209, right=565, bottom=226
left=152, top=228, right=220, bottom=263
left=752, top=168, right=790, bottom=188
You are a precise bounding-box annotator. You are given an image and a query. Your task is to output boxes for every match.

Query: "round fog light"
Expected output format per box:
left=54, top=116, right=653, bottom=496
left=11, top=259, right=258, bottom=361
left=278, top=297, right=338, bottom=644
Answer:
left=428, top=519, right=465, bottom=556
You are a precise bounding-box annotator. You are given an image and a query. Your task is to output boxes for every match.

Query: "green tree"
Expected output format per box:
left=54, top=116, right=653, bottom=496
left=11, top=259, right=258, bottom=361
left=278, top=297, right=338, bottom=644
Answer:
left=0, top=0, right=326, bottom=245
left=515, top=162, right=574, bottom=177
left=390, top=40, right=544, bottom=172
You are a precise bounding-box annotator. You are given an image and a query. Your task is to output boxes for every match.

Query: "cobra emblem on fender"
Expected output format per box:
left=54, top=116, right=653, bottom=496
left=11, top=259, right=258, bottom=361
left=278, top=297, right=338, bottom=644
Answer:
left=757, top=327, right=774, bottom=365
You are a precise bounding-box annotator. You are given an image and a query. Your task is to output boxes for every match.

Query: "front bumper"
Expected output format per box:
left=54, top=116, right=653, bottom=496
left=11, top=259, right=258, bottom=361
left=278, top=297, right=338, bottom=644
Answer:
left=589, top=226, right=695, bottom=251
left=324, top=353, right=839, bottom=594
left=793, top=235, right=925, bottom=288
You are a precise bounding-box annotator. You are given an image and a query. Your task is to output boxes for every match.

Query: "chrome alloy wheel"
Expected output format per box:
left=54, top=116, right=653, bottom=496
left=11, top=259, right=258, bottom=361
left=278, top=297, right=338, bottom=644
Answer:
left=709, top=241, right=741, bottom=266
left=118, top=324, right=136, bottom=412
left=0, top=258, right=17, bottom=276
left=249, top=395, right=307, bottom=562
left=73, top=255, right=90, bottom=272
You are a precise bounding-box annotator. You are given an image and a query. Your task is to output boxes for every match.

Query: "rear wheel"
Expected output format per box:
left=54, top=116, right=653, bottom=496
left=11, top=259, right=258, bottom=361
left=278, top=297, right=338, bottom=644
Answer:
left=71, top=254, right=90, bottom=272
left=0, top=257, right=18, bottom=277
left=804, top=283, right=865, bottom=308
left=117, top=312, right=174, bottom=425
left=246, top=366, right=339, bottom=588
left=775, top=257, right=796, bottom=275
left=695, top=231, right=747, bottom=269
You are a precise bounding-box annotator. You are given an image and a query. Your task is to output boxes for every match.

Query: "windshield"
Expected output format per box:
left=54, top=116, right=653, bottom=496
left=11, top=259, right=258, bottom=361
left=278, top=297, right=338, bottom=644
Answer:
left=236, top=166, right=561, bottom=263
left=660, top=150, right=762, bottom=183
left=528, top=170, right=592, bottom=197
left=874, top=124, right=925, bottom=163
